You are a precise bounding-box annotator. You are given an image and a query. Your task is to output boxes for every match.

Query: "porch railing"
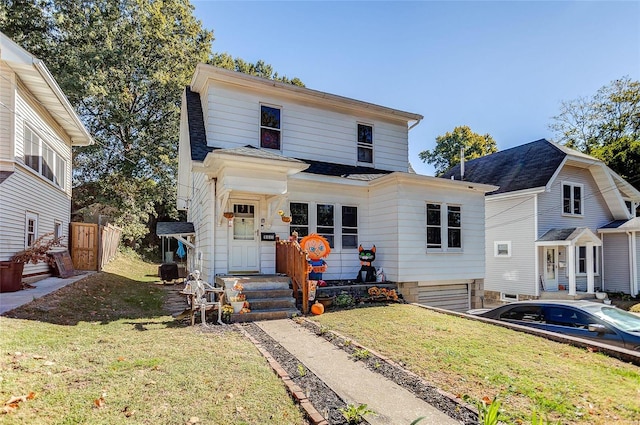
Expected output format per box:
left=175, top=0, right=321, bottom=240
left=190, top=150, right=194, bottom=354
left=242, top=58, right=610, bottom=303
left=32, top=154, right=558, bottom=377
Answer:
left=276, top=239, right=311, bottom=314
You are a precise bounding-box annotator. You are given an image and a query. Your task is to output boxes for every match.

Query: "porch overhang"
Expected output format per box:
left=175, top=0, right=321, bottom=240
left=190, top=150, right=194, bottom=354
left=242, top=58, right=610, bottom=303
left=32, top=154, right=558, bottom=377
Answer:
left=156, top=222, right=196, bottom=249
left=202, top=146, right=309, bottom=225
left=536, top=227, right=601, bottom=296
left=535, top=227, right=601, bottom=247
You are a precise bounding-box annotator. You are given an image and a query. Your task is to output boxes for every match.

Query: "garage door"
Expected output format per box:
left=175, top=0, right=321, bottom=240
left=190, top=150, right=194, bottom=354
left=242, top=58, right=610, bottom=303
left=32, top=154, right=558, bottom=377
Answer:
left=417, top=284, right=470, bottom=312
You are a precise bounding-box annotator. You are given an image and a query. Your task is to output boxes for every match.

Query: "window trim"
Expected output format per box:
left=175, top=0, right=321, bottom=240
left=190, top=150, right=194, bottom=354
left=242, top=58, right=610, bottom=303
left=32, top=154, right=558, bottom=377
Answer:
left=426, top=202, right=462, bottom=253
left=561, top=181, right=584, bottom=216
left=341, top=205, right=358, bottom=249
left=356, top=123, right=374, bottom=166
left=25, top=212, right=38, bottom=248
left=494, top=241, right=512, bottom=257
left=576, top=245, right=599, bottom=276
left=500, top=292, right=518, bottom=302
left=260, top=103, right=282, bottom=150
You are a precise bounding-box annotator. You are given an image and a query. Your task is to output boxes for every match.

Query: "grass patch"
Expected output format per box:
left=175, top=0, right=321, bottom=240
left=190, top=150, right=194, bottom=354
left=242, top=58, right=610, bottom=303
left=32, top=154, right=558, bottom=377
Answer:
left=0, top=253, right=305, bottom=424
left=311, top=304, right=640, bottom=425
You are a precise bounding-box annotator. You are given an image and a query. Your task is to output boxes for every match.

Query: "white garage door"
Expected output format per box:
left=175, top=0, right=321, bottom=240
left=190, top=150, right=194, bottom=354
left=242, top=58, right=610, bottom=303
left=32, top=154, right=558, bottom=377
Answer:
left=417, top=284, right=470, bottom=312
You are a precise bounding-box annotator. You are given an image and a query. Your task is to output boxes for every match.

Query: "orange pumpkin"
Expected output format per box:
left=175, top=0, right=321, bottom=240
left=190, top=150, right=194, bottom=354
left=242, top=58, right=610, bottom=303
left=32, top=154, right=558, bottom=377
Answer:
left=310, top=301, right=324, bottom=315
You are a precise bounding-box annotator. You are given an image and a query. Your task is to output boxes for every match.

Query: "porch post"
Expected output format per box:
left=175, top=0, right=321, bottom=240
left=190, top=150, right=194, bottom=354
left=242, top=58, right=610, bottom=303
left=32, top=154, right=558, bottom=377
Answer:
left=567, top=245, right=576, bottom=296
left=586, top=243, right=595, bottom=294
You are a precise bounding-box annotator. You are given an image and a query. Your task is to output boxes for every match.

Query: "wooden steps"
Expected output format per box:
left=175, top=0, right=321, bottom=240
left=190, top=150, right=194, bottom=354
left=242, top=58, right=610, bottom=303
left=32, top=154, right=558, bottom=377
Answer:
left=215, top=275, right=300, bottom=322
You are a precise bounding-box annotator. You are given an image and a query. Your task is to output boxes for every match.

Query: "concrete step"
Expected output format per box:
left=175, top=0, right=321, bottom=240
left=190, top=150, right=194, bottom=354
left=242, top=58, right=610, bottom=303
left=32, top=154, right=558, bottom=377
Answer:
left=231, top=308, right=299, bottom=323
left=248, top=297, right=297, bottom=310
left=216, top=275, right=291, bottom=291
left=539, top=291, right=596, bottom=300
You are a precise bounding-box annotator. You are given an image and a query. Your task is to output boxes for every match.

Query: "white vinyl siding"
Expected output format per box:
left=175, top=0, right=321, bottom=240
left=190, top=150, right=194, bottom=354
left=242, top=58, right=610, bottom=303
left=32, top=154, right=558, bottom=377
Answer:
left=485, top=194, right=537, bottom=296
left=369, top=177, right=486, bottom=283
left=0, top=85, right=73, bottom=276
left=538, top=166, right=612, bottom=234
left=204, top=83, right=409, bottom=172
left=602, top=233, right=631, bottom=293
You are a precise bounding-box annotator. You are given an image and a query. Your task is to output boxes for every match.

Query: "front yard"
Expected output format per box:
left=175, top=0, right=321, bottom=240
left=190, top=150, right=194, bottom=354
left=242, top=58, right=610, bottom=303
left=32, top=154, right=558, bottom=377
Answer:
left=2, top=253, right=639, bottom=425
left=311, top=305, right=640, bottom=425
left=0, top=254, right=306, bottom=425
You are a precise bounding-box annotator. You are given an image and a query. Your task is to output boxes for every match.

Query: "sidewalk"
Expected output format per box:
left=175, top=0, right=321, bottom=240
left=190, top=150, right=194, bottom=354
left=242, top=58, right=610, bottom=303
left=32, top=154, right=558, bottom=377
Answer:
left=257, top=319, right=460, bottom=425
left=0, top=272, right=94, bottom=314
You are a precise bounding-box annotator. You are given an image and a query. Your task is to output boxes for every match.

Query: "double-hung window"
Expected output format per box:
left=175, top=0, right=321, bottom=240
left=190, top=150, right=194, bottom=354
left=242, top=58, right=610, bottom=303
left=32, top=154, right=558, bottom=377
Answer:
left=341, top=206, right=358, bottom=249
left=317, top=204, right=334, bottom=248
left=427, top=203, right=462, bottom=251
left=290, top=202, right=309, bottom=238
left=357, top=124, right=373, bottom=164
left=562, top=182, right=583, bottom=215
left=23, top=125, right=67, bottom=190
left=25, top=212, right=38, bottom=247
left=260, top=105, right=281, bottom=150
left=577, top=246, right=598, bottom=275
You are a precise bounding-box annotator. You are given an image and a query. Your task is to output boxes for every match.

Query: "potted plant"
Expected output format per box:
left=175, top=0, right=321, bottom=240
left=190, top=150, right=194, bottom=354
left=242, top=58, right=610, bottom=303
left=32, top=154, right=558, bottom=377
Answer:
left=0, top=233, right=63, bottom=293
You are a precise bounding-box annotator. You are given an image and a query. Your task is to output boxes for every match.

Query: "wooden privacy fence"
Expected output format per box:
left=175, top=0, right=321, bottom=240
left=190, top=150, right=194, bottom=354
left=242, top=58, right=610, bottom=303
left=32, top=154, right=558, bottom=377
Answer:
left=70, top=222, right=122, bottom=271
left=276, top=239, right=311, bottom=313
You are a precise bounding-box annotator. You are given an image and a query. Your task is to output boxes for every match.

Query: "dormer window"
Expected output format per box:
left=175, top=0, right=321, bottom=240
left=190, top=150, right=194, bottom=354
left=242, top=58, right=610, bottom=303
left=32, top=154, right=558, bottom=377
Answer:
left=562, top=182, right=583, bottom=216
left=260, top=105, right=281, bottom=150
left=357, top=123, right=373, bottom=164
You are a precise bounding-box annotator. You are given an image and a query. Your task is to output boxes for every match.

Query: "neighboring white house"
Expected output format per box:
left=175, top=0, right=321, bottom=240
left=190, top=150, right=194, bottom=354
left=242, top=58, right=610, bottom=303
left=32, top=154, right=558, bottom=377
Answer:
left=0, top=32, right=93, bottom=276
left=443, top=139, right=640, bottom=301
left=176, top=65, right=497, bottom=310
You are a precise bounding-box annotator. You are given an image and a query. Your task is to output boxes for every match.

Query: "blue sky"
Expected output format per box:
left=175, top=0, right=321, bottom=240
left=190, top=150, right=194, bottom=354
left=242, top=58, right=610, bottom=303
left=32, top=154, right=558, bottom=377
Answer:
left=191, top=1, right=640, bottom=176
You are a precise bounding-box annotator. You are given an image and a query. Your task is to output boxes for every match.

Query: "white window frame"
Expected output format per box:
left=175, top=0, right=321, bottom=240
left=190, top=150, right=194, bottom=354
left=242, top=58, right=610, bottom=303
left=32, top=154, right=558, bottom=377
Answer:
left=494, top=241, right=512, bottom=257
left=23, top=124, right=67, bottom=190
left=54, top=220, right=63, bottom=240
left=317, top=204, right=335, bottom=249
left=356, top=123, right=373, bottom=165
left=341, top=205, right=358, bottom=249
left=25, top=212, right=38, bottom=248
left=501, top=292, right=518, bottom=302
left=426, top=202, right=463, bottom=252
left=260, top=104, right=281, bottom=150
left=576, top=245, right=599, bottom=276
left=561, top=181, right=583, bottom=216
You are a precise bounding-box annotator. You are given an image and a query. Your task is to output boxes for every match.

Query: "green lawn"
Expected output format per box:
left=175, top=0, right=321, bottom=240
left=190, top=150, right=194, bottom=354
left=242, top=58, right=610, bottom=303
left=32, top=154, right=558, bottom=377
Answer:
left=0, top=254, right=305, bottom=425
left=311, top=304, right=640, bottom=425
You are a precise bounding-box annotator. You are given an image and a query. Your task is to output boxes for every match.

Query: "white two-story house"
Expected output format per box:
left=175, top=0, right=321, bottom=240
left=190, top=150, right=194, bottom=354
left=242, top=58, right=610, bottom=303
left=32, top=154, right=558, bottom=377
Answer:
left=0, top=32, right=93, bottom=277
left=176, top=65, right=497, bottom=310
left=443, top=139, right=640, bottom=301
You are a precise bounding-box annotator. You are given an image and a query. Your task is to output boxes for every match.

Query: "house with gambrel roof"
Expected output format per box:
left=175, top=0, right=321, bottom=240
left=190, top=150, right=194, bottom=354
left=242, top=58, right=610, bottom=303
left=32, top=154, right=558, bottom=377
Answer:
left=176, top=65, right=498, bottom=311
left=443, top=139, right=640, bottom=301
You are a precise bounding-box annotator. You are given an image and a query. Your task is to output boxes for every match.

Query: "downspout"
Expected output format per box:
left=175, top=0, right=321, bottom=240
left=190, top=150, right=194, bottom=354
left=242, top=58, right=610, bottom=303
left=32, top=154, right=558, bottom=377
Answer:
left=534, top=194, right=540, bottom=297
left=210, top=177, right=216, bottom=279
left=628, top=231, right=636, bottom=296
left=600, top=233, right=605, bottom=291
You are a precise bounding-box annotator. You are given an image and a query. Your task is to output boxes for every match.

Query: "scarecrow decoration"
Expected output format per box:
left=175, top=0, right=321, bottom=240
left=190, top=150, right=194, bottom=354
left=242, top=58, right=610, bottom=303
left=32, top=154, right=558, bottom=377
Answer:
left=299, top=233, right=331, bottom=280
left=356, top=245, right=377, bottom=282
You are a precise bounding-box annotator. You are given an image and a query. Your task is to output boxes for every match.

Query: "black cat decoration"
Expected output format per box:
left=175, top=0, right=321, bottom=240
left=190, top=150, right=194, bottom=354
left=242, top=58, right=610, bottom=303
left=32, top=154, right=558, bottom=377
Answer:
left=356, top=245, right=377, bottom=282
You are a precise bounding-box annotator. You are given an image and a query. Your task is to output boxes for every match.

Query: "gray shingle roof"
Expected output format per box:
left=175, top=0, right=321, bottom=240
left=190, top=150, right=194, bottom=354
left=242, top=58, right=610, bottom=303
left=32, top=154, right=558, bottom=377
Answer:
left=441, top=139, right=566, bottom=194
left=156, top=222, right=195, bottom=236
left=299, top=159, right=392, bottom=178
left=537, top=228, right=577, bottom=242
left=185, top=87, right=214, bottom=161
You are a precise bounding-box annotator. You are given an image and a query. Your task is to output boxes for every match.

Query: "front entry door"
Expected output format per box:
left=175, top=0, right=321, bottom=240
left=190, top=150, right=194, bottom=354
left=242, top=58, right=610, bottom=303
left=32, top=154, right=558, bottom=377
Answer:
left=544, top=247, right=558, bottom=290
left=229, top=202, right=259, bottom=273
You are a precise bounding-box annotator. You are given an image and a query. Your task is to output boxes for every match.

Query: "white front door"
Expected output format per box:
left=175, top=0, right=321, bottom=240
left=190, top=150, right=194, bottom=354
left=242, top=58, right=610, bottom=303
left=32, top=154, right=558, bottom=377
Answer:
left=544, top=247, right=558, bottom=290
left=228, top=202, right=259, bottom=273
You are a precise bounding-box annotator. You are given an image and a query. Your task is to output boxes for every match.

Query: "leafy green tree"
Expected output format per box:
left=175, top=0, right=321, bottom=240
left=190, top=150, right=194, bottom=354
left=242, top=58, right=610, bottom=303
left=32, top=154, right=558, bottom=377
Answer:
left=0, top=0, right=53, bottom=58
left=2, top=0, right=304, bottom=250
left=419, top=125, right=498, bottom=176
left=550, top=76, right=640, bottom=190
left=211, top=53, right=305, bottom=87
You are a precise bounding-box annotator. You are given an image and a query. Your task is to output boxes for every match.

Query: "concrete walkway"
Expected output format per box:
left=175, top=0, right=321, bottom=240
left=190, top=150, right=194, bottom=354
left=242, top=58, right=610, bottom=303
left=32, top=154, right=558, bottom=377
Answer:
left=0, top=272, right=94, bottom=314
left=257, top=319, right=459, bottom=425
